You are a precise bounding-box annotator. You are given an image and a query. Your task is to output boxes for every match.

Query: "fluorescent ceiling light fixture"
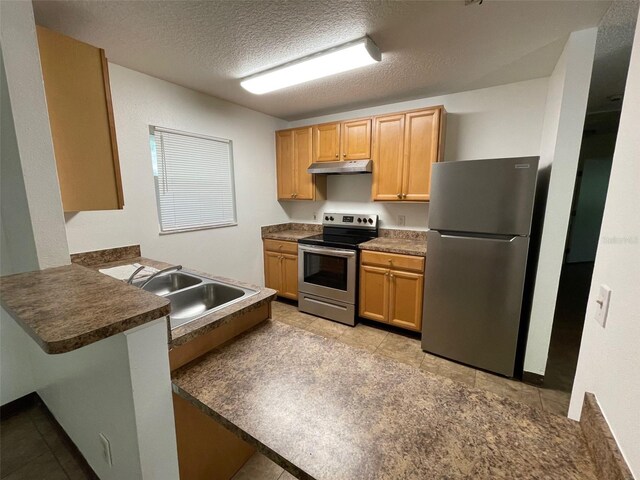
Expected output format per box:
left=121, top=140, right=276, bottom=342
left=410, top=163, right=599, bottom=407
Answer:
left=240, top=36, right=381, bottom=95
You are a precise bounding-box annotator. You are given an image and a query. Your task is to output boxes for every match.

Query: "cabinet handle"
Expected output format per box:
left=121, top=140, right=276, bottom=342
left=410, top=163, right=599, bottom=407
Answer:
left=402, top=193, right=407, bottom=199
left=397, top=193, right=402, bottom=199
left=342, top=153, right=346, bottom=158
left=335, top=153, right=339, bottom=158
left=390, top=273, right=394, bottom=279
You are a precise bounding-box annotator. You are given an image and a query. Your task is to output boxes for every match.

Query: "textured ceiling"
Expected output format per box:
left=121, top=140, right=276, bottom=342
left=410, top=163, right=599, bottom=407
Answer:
left=33, top=0, right=612, bottom=120
left=588, top=0, right=639, bottom=113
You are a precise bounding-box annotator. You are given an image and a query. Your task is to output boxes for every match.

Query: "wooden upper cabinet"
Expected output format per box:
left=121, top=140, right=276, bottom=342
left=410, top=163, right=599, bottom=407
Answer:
left=372, top=114, right=405, bottom=201
left=276, top=130, right=295, bottom=199
left=313, top=123, right=340, bottom=162
left=372, top=106, right=445, bottom=202
left=293, top=127, right=314, bottom=200
left=275, top=127, right=324, bottom=200
left=341, top=118, right=371, bottom=160
left=312, top=118, right=372, bottom=163
left=402, top=109, right=441, bottom=201
left=36, top=26, right=124, bottom=212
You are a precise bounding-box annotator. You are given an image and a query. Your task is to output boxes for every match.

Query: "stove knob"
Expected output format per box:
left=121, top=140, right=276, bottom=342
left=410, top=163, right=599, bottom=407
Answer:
left=368, top=218, right=374, bottom=224
left=329, top=216, right=334, bottom=221
left=325, top=216, right=329, bottom=221
left=357, top=218, right=362, bottom=223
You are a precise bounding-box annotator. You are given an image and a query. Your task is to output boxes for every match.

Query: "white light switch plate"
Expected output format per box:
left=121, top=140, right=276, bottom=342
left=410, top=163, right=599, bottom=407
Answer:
left=594, top=284, right=611, bottom=328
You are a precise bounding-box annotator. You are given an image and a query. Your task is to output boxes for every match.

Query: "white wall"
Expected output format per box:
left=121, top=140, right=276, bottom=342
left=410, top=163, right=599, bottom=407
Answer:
left=284, top=77, right=549, bottom=230
left=570, top=21, right=640, bottom=477
left=1, top=5, right=180, bottom=477
left=0, top=0, right=69, bottom=269
left=32, top=319, right=179, bottom=479
left=524, top=28, right=598, bottom=376
left=64, top=65, right=289, bottom=286
left=0, top=1, right=68, bottom=406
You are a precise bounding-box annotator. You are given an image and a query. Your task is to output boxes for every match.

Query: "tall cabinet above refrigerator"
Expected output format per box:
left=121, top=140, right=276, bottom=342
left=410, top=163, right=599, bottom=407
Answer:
left=422, top=157, right=539, bottom=377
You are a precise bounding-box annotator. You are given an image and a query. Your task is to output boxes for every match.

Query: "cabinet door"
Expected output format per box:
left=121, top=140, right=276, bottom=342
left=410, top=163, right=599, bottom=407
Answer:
left=293, top=127, right=314, bottom=200
left=313, top=123, right=340, bottom=162
left=402, top=109, right=441, bottom=201
left=372, top=114, right=405, bottom=201
left=280, top=253, right=299, bottom=300
left=359, top=265, right=389, bottom=323
left=264, top=250, right=282, bottom=293
left=389, top=270, right=424, bottom=331
left=276, top=130, right=295, bottom=200
left=341, top=119, right=371, bottom=160
left=37, top=26, right=124, bottom=212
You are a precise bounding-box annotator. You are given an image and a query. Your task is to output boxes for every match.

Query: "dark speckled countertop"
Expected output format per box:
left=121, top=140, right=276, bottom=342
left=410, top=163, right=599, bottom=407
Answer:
left=261, top=222, right=322, bottom=242
left=0, top=264, right=170, bottom=354
left=172, top=321, right=598, bottom=480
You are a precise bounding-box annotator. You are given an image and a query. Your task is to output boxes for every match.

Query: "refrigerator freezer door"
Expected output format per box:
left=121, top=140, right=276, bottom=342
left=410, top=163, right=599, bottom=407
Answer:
left=421, top=230, right=529, bottom=376
left=428, top=157, right=539, bottom=236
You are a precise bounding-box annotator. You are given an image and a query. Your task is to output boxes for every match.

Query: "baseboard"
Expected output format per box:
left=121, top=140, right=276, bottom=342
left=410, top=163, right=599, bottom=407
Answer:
left=0, top=392, right=99, bottom=479
left=522, top=371, right=545, bottom=386
left=581, top=393, right=634, bottom=480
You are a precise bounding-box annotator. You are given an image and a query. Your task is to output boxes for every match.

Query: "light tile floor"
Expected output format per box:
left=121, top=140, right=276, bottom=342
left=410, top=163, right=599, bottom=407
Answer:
left=232, top=299, right=574, bottom=479
left=0, top=401, right=94, bottom=480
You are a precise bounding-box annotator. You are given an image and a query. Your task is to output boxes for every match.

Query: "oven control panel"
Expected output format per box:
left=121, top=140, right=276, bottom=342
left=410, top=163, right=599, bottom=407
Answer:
left=322, top=213, right=378, bottom=229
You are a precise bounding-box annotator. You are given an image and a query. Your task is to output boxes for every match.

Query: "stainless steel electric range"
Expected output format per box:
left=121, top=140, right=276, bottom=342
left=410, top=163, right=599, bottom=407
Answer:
left=298, top=213, right=378, bottom=326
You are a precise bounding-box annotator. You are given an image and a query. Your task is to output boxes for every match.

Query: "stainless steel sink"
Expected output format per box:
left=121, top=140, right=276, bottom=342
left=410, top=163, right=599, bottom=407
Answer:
left=133, top=272, right=202, bottom=296
left=133, top=269, right=258, bottom=329
left=166, top=282, right=253, bottom=328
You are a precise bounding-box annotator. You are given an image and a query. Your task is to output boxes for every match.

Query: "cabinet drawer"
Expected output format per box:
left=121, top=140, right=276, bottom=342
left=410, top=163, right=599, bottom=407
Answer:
left=361, top=250, right=424, bottom=273
left=263, top=239, right=299, bottom=255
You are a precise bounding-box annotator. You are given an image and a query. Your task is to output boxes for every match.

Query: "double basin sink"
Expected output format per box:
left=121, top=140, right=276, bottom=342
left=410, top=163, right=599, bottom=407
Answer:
left=133, top=270, right=258, bottom=329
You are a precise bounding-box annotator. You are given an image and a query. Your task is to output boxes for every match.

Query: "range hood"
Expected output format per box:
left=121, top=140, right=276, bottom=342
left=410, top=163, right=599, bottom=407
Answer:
left=307, top=160, right=372, bottom=175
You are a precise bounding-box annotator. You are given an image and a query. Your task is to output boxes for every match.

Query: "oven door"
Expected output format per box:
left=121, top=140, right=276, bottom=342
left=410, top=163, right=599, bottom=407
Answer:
left=298, top=244, right=357, bottom=304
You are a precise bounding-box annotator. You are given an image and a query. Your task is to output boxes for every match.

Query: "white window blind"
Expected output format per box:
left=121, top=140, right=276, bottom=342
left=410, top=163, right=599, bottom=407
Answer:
left=150, top=127, right=237, bottom=233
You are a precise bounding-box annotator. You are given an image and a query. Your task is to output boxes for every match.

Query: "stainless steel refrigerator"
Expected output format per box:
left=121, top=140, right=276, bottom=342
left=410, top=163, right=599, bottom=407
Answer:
left=422, top=156, right=539, bottom=377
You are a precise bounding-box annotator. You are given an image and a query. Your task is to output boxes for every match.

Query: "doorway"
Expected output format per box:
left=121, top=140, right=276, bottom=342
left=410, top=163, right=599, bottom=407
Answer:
left=544, top=0, right=638, bottom=393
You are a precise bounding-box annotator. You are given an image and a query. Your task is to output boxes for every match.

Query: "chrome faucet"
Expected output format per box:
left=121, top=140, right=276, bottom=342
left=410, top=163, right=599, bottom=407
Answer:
left=126, top=265, right=147, bottom=285
left=128, top=265, right=183, bottom=287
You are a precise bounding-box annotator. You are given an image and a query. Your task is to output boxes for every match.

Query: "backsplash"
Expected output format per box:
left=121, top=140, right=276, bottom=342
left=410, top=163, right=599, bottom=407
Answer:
left=280, top=175, right=430, bottom=230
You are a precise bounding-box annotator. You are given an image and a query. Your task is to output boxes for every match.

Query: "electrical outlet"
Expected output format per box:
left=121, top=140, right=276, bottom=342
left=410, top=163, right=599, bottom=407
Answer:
left=594, top=284, right=611, bottom=328
left=312, top=212, right=317, bottom=220
left=398, top=215, right=406, bottom=226
left=99, top=433, right=113, bottom=467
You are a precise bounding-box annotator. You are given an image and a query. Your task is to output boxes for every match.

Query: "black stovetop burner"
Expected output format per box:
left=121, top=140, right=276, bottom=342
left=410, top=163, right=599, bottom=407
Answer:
left=298, top=213, right=379, bottom=250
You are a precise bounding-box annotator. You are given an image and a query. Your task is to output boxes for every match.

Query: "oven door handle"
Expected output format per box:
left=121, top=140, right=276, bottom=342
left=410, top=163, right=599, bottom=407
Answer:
left=298, top=245, right=357, bottom=258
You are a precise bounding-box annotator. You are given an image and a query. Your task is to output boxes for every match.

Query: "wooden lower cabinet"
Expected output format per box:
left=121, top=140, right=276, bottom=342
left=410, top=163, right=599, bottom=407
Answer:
left=388, top=270, right=424, bottom=331
left=359, top=265, right=389, bottom=322
left=170, top=303, right=271, bottom=479
left=359, top=251, right=424, bottom=332
left=263, top=240, right=298, bottom=300
left=173, top=393, right=254, bottom=480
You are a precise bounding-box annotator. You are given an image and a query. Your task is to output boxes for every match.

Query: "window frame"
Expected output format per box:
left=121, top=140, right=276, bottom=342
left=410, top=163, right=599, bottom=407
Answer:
left=149, top=126, right=238, bottom=235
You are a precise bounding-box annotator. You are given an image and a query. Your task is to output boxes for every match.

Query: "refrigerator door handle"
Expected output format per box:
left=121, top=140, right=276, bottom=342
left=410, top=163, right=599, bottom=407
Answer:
left=439, top=233, right=519, bottom=242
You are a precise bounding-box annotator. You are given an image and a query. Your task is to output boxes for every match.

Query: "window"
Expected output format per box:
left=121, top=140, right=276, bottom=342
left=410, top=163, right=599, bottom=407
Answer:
left=149, top=126, right=237, bottom=233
